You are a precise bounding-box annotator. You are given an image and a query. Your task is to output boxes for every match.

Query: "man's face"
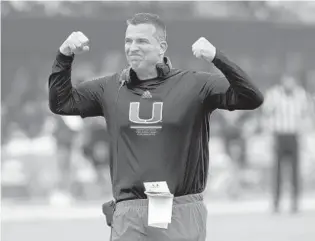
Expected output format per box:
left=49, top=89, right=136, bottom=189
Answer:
left=125, top=23, right=164, bottom=72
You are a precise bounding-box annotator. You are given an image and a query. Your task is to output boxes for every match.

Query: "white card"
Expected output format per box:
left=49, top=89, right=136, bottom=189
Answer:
left=144, top=181, right=170, bottom=194
left=144, top=181, right=173, bottom=229
left=150, top=222, right=169, bottom=229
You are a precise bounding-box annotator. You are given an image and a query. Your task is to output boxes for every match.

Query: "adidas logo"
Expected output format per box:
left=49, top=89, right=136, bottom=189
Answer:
left=142, top=90, right=152, bottom=99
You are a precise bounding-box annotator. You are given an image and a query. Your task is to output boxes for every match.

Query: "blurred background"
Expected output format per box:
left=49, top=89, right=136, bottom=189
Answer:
left=1, top=1, right=315, bottom=241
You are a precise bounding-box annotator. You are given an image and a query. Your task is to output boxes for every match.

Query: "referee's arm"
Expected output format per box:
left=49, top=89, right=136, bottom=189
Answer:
left=260, top=89, right=275, bottom=133
left=300, top=91, right=315, bottom=132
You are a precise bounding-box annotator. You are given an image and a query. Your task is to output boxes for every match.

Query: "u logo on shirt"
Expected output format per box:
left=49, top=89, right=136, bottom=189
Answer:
left=129, top=102, right=163, bottom=124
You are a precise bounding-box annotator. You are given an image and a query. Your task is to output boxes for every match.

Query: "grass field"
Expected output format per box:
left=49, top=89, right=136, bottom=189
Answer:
left=2, top=197, right=315, bottom=241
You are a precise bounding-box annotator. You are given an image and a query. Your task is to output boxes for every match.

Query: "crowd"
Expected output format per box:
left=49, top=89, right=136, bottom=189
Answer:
left=2, top=55, right=314, bottom=207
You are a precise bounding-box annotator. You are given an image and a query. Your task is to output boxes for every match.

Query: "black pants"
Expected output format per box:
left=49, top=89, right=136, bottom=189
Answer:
left=104, top=194, right=207, bottom=241
left=273, top=133, right=300, bottom=212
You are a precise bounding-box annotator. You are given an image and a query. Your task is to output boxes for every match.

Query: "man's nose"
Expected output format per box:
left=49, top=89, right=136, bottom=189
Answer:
left=129, top=41, right=140, bottom=52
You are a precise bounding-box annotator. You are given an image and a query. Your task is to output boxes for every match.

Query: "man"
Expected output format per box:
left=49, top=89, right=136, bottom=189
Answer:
left=262, top=73, right=312, bottom=213
left=49, top=13, right=263, bottom=241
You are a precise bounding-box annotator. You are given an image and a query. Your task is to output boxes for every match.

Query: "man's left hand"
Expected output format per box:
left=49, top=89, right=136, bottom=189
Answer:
left=192, top=37, right=216, bottom=63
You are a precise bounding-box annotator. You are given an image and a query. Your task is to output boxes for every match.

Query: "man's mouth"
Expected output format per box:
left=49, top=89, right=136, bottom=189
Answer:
left=129, top=54, right=142, bottom=58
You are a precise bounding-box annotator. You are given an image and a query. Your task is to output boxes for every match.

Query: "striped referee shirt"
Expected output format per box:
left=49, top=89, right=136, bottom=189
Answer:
left=262, top=84, right=311, bottom=134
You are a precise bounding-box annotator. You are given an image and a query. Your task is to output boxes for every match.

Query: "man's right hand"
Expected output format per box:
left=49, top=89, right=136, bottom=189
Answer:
left=59, top=31, right=90, bottom=56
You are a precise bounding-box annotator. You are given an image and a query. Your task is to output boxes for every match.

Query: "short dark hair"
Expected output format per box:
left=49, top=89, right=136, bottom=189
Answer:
left=127, top=13, right=167, bottom=42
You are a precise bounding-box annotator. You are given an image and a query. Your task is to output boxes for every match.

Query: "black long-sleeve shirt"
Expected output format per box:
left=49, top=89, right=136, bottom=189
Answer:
left=49, top=50, right=263, bottom=202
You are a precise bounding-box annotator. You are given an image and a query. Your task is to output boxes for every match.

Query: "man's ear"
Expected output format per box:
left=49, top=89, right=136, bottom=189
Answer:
left=159, top=41, right=168, bottom=55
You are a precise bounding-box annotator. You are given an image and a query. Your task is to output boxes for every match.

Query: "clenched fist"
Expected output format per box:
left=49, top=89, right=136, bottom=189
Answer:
left=192, top=37, right=216, bottom=63
left=59, top=31, right=90, bottom=56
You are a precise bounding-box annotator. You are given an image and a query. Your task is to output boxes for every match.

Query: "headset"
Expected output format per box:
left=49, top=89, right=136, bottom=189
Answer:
left=118, top=56, right=172, bottom=88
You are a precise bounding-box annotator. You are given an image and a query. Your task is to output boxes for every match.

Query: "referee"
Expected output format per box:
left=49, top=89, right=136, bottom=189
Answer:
left=262, top=73, right=312, bottom=213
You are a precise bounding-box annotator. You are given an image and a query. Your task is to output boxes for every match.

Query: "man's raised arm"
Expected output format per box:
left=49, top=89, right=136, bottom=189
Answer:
left=49, top=31, right=104, bottom=118
left=192, top=37, right=264, bottom=111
